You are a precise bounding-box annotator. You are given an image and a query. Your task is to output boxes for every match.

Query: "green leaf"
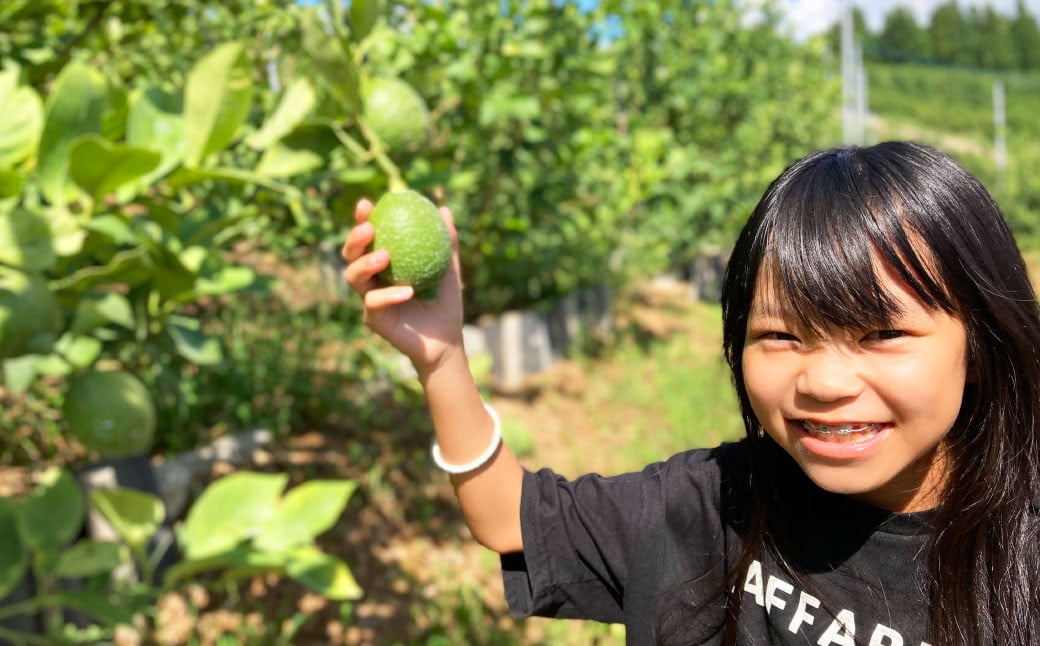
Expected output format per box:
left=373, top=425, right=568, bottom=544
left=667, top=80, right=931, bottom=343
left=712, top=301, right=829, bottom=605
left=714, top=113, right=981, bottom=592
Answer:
left=300, top=12, right=361, bottom=115
left=50, top=246, right=152, bottom=293
left=48, top=206, right=87, bottom=256
left=68, top=134, right=161, bottom=201
left=126, top=86, right=186, bottom=187
left=54, top=539, right=125, bottom=578
left=0, top=169, right=22, bottom=198
left=163, top=544, right=282, bottom=589
left=0, top=209, right=56, bottom=271
left=16, top=467, right=85, bottom=553
left=285, top=546, right=362, bottom=600
left=71, top=292, right=136, bottom=334
left=255, top=143, right=323, bottom=179
left=183, top=42, right=252, bottom=167
left=178, top=247, right=207, bottom=273
left=62, top=589, right=137, bottom=626
left=101, top=80, right=129, bottom=143
left=167, top=320, right=223, bottom=366
left=36, top=61, right=107, bottom=206
left=246, top=78, right=316, bottom=150
left=83, top=213, right=138, bottom=245
left=194, top=265, right=256, bottom=297
left=0, top=68, right=43, bottom=169
left=502, top=40, right=550, bottom=58
left=90, top=487, right=164, bottom=552
left=350, top=0, right=382, bottom=40
left=53, top=333, right=102, bottom=369
left=0, top=498, right=28, bottom=599
left=255, top=123, right=339, bottom=179
left=178, top=471, right=288, bottom=560
left=49, top=244, right=151, bottom=291
left=255, top=480, right=356, bottom=553
left=2, top=354, right=41, bottom=393
left=35, top=354, right=74, bottom=376
left=166, top=166, right=302, bottom=201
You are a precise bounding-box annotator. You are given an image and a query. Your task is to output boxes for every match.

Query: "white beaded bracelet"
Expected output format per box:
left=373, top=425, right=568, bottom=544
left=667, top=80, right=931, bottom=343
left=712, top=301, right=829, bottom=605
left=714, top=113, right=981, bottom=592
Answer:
left=431, top=402, right=503, bottom=475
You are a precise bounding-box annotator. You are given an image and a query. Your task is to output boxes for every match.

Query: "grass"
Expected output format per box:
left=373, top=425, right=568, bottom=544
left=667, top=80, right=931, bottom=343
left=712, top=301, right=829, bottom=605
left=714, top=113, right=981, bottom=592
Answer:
left=543, top=297, right=743, bottom=478
left=600, top=302, right=742, bottom=468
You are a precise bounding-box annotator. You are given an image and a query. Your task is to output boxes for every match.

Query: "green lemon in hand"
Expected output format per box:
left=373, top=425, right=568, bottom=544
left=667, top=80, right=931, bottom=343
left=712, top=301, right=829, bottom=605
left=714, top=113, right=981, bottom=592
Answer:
left=367, top=190, right=452, bottom=302
left=63, top=369, right=156, bottom=458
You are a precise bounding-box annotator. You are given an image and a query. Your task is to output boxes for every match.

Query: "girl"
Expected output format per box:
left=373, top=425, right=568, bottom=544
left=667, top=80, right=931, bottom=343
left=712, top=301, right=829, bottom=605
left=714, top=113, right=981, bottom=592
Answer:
left=343, top=141, right=1040, bottom=645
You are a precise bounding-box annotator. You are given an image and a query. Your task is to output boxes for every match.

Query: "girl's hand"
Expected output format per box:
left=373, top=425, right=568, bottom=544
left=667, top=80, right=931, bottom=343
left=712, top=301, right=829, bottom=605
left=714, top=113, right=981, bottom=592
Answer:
left=341, top=198, right=465, bottom=374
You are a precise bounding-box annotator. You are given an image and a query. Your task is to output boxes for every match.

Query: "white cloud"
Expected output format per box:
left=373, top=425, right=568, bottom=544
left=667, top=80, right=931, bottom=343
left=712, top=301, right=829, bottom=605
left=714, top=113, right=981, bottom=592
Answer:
left=782, top=0, right=1040, bottom=42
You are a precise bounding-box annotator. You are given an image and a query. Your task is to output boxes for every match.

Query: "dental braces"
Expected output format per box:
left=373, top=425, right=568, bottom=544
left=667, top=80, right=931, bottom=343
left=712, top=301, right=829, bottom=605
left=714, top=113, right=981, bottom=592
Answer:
left=801, top=421, right=880, bottom=436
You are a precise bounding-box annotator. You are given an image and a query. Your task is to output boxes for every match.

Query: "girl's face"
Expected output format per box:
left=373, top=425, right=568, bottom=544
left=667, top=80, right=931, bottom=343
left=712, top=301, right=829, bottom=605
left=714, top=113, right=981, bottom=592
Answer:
left=741, top=260, right=968, bottom=513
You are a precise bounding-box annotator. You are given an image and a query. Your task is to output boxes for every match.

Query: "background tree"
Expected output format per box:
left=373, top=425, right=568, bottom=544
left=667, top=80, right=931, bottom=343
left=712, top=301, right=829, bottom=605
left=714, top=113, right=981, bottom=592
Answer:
left=878, top=7, right=930, bottom=62
left=1011, top=0, right=1040, bottom=70
left=977, top=6, right=1016, bottom=70
left=865, top=0, right=1040, bottom=71
left=929, top=1, right=972, bottom=65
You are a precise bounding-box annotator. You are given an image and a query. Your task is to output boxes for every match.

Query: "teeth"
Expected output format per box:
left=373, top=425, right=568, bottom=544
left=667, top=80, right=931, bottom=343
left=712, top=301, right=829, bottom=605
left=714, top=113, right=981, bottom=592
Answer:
left=801, top=421, right=880, bottom=436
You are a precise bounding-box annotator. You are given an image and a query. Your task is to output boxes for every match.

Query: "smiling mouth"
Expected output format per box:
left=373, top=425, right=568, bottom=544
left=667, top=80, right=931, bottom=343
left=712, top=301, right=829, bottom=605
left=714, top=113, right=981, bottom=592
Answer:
left=801, top=420, right=883, bottom=443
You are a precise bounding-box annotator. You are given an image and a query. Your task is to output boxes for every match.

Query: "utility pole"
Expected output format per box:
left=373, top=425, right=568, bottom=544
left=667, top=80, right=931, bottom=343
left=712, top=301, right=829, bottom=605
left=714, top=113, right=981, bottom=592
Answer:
left=841, top=3, right=869, bottom=144
left=993, top=79, right=1007, bottom=193
left=841, top=3, right=857, bottom=144
left=856, top=44, right=868, bottom=144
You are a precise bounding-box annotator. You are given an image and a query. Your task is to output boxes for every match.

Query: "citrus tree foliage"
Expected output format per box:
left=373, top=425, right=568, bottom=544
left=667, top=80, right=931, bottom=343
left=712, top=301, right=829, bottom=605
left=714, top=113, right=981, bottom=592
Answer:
left=346, top=0, right=838, bottom=314
left=0, top=0, right=840, bottom=636
left=0, top=0, right=838, bottom=453
left=0, top=39, right=304, bottom=454
left=0, top=0, right=299, bottom=88
left=0, top=467, right=359, bottom=643
left=602, top=0, right=837, bottom=268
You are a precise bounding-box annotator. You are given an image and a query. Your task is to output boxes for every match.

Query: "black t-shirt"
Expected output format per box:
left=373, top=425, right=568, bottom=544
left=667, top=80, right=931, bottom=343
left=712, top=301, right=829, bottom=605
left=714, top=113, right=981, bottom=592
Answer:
left=501, top=441, right=936, bottom=645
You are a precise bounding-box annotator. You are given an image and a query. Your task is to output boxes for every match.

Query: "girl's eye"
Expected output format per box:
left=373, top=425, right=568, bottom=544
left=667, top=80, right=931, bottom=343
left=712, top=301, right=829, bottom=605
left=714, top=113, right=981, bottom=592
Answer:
left=864, top=329, right=905, bottom=342
left=761, top=331, right=799, bottom=342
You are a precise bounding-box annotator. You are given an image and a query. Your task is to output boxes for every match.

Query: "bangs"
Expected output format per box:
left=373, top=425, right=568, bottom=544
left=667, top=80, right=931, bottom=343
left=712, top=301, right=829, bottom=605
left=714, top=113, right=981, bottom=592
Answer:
left=754, top=148, right=956, bottom=337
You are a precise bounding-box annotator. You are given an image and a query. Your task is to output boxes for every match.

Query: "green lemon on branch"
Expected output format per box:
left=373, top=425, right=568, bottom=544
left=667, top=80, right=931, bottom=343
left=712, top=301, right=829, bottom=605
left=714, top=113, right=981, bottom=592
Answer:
left=361, top=77, right=430, bottom=153
left=367, top=190, right=452, bottom=302
left=63, top=369, right=156, bottom=458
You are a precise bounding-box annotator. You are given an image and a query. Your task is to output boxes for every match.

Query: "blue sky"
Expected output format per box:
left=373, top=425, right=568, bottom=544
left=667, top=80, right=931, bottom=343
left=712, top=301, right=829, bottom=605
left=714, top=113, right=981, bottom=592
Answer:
left=782, top=0, right=1040, bottom=41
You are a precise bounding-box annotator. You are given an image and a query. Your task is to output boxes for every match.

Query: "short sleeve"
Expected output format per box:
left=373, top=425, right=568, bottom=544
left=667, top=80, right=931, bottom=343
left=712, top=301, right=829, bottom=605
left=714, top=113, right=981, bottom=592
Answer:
left=502, top=467, right=646, bottom=624
left=500, top=444, right=749, bottom=645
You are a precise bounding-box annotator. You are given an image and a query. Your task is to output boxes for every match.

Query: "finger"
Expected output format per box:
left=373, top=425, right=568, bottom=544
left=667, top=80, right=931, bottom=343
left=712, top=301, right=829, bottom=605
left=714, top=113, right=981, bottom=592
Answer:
left=344, top=248, right=388, bottom=293
left=439, top=206, right=459, bottom=249
left=439, top=206, right=462, bottom=281
left=364, top=285, right=414, bottom=310
left=355, top=197, right=374, bottom=224
left=341, top=221, right=374, bottom=263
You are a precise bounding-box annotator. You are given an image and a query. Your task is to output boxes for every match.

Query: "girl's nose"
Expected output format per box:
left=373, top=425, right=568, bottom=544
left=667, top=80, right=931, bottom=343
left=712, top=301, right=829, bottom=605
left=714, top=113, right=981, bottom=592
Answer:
left=795, top=346, right=864, bottom=402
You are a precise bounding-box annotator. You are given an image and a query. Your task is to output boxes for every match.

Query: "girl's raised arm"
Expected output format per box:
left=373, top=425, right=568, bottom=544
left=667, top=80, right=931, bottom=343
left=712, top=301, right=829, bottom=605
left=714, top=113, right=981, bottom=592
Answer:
left=341, top=198, right=525, bottom=554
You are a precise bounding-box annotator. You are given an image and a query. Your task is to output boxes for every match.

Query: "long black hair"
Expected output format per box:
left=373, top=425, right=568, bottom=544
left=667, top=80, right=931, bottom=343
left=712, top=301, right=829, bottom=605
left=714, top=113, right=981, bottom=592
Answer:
left=711, top=141, right=1040, bottom=644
